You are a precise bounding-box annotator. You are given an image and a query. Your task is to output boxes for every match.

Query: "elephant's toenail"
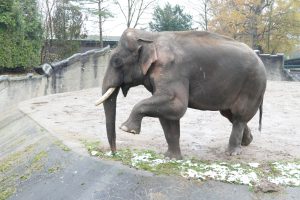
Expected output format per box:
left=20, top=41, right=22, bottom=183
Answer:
left=120, top=126, right=128, bottom=131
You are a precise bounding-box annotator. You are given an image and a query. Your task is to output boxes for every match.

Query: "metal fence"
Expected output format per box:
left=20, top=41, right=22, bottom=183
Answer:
left=284, top=58, right=300, bottom=69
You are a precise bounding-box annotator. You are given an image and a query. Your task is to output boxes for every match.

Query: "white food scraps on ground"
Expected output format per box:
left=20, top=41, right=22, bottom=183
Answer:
left=268, top=162, right=300, bottom=186
left=129, top=152, right=300, bottom=187
left=89, top=149, right=300, bottom=187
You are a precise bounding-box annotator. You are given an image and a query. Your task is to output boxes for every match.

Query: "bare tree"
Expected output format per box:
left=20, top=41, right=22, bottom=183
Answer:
left=40, top=0, right=57, bottom=62
left=196, top=0, right=211, bottom=31
left=186, top=0, right=211, bottom=31
left=45, top=0, right=56, bottom=41
left=114, top=0, right=156, bottom=28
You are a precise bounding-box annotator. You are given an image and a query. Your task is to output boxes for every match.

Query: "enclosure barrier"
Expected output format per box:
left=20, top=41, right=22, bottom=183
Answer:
left=254, top=50, right=299, bottom=81
left=0, top=46, right=110, bottom=115
left=283, top=58, right=300, bottom=81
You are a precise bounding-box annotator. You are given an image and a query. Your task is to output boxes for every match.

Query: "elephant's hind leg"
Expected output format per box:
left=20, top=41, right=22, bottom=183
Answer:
left=227, top=121, right=245, bottom=155
left=220, top=110, right=253, bottom=146
left=241, top=126, right=253, bottom=146
left=159, top=118, right=182, bottom=159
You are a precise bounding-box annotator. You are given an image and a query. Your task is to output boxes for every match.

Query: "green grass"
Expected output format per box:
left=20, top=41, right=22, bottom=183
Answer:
left=0, top=187, right=16, bottom=200
left=48, top=166, right=60, bottom=174
left=0, top=147, right=49, bottom=200
left=0, top=147, right=34, bottom=200
left=0, top=145, right=34, bottom=173
left=81, top=140, right=300, bottom=188
left=19, top=174, right=30, bottom=181
left=31, top=151, right=47, bottom=171
left=81, top=139, right=101, bottom=152
left=54, top=140, right=71, bottom=152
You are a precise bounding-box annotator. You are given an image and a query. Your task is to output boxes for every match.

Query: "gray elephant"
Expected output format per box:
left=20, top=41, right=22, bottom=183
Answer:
left=96, top=28, right=267, bottom=159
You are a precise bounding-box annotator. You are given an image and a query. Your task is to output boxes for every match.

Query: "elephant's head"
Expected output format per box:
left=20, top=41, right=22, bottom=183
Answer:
left=95, top=28, right=158, bottom=153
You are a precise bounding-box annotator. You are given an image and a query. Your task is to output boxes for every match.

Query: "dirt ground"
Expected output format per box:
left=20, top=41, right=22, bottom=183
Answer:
left=19, top=81, right=300, bottom=163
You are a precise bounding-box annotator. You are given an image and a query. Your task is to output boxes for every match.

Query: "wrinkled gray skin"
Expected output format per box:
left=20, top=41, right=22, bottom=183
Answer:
left=102, top=28, right=267, bottom=159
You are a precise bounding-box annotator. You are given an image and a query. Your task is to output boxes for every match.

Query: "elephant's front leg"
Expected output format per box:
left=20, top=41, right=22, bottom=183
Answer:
left=159, top=118, right=182, bottom=159
left=120, top=91, right=188, bottom=135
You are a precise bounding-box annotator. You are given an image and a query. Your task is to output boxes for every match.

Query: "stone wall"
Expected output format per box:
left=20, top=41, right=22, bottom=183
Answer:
left=0, top=47, right=110, bottom=115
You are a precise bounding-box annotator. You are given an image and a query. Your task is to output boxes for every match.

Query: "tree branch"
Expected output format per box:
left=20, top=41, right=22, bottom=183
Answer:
left=114, top=0, right=128, bottom=23
left=133, top=0, right=155, bottom=28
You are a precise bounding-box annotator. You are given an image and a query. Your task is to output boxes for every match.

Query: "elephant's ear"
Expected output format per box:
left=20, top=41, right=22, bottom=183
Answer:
left=138, top=39, right=157, bottom=75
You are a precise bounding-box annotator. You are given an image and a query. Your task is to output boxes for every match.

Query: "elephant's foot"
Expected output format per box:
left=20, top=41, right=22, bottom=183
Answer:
left=241, top=126, right=253, bottom=146
left=120, top=120, right=141, bottom=135
left=226, top=145, right=242, bottom=156
left=164, top=150, right=183, bottom=160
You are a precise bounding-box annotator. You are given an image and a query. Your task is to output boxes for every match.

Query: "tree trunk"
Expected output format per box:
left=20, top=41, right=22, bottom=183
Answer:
left=98, top=0, right=103, bottom=48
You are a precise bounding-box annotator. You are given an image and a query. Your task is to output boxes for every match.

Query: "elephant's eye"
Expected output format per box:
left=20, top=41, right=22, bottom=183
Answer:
left=111, top=57, right=123, bottom=68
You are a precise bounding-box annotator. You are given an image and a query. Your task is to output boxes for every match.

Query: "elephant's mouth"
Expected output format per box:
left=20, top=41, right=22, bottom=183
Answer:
left=95, top=82, right=132, bottom=106
left=95, top=87, right=116, bottom=106
left=121, top=84, right=130, bottom=97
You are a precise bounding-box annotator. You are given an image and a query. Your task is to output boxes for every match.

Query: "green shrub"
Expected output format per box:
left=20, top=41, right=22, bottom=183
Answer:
left=0, top=0, right=42, bottom=71
left=54, top=40, right=81, bottom=61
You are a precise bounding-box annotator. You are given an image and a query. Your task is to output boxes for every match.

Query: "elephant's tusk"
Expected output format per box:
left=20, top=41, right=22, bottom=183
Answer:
left=95, top=88, right=116, bottom=106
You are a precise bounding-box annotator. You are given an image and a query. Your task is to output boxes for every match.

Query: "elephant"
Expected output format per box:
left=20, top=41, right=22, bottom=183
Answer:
left=96, top=28, right=267, bottom=159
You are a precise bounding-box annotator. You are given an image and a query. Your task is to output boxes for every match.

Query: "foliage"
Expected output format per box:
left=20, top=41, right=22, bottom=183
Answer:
left=54, top=39, right=81, bottom=60
left=53, top=1, right=86, bottom=40
left=78, top=0, right=113, bottom=48
left=43, top=0, right=87, bottom=62
left=209, top=0, right=300, bottom=54
left=0, top=1, right=15, bottom=29
left=265, top=0, right=300, bottom=54
left=0, top=0, right=42, bottom=70
left=81, top=0, right=112, bottom=20
left=149, top=3, right=193, bottom=32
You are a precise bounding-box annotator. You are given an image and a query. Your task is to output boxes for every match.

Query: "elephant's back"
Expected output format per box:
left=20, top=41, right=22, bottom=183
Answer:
left=184, top=40, right=266, bottom=111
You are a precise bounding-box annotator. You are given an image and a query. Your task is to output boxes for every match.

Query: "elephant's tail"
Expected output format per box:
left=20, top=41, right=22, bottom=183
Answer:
left=259, top=99, right=263, bottom=132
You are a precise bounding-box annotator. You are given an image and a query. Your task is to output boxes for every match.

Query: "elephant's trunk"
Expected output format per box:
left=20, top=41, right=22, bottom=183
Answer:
left=102, top=84, right=120, bottom=153
left=98, top=63, right=123, bottom=153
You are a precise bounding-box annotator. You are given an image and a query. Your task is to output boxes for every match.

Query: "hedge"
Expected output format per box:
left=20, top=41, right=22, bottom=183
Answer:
left=0, top=0, right=42, bottom=71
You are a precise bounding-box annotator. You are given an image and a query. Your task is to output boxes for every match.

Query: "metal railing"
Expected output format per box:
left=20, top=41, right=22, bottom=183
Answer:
left=284, top=65, right=300, bottom=69
left=284, top=58, right=300, bottom=70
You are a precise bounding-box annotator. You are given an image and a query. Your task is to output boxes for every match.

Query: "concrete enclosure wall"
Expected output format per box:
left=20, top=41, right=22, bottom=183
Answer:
left=256, top=52, right=299, bottom=81
left=259, top=53, right=284, bottom=81
left=44, top=47, right=110, bottom=93
left=0, top=47, right=110, bottom=115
